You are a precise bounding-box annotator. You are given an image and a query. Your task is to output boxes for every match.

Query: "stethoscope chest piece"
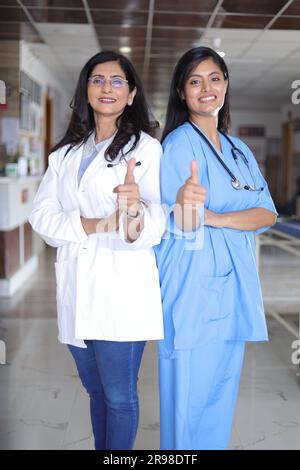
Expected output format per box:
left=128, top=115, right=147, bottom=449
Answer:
left=231, top=179, right=242, bottom=190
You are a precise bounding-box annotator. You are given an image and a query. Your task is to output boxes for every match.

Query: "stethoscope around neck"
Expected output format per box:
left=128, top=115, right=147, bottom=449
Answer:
left=107, top=159, right=141, bottom=168
left=188, top=121, right=263, bottom=192
left=106, top=142, right=142, bottom=168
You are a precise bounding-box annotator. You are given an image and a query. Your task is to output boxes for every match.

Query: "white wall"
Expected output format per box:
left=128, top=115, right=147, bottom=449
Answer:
left=231, top=108, right=281, bottom=138
left=230, top=107, right=282, bottom=180
left=20, top=41, right=71, bottom=143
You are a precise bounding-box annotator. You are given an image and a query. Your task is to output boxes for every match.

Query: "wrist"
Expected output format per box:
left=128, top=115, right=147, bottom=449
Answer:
left=89, top=218, right=100, bottom=234
left=219, top=213, right=230, bottom=228
left=81, top=217, right=96, bottom=235
left=125, top=202, right=144, bottom=220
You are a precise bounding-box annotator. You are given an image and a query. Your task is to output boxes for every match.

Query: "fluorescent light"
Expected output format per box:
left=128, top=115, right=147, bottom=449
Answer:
left=213, top=37, right=222, bottom=48
left=119, top=46, right=131, bottom=54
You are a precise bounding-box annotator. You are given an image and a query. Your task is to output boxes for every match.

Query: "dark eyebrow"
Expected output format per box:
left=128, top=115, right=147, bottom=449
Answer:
left=90, top=73, right=126, bottom=79
left=188, top=71, right=222, bottom=78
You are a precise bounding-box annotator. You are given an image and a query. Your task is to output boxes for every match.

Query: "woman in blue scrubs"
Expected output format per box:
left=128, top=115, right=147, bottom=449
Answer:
left=155, top=47, right=277, bottom=450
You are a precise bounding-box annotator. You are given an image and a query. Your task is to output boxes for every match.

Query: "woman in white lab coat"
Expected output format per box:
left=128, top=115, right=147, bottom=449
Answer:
left=29, top=51, right=165, bottom=450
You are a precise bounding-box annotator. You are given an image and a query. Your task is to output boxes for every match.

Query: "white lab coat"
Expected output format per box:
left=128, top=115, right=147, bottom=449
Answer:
left=29, top=132, right=165, bottom=347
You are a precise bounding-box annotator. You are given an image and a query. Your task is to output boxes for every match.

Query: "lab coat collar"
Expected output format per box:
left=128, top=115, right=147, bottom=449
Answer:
left=82, top=131, right=115, bottom=160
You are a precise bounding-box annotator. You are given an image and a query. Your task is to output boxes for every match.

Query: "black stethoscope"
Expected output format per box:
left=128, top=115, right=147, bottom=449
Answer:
left=64, top=146, right=142, bottom=168
left=189, top=121, right=263, bottom=192
left=63, top=135, right=143, bottom=168
left=106, top=141, right=141, bottom=168
left=107, top=158, right=141, bottom=168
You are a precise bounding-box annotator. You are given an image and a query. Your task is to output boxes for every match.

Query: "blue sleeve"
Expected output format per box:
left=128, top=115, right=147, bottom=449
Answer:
left=235, top=138, right=278, bottom=233
left=160, top=129, right=204, bottom=245
left=161, top=130, right=195, bottom=205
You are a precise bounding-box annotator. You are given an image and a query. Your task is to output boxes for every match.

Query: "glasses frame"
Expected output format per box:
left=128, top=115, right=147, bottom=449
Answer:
left=88, top=75, right=129, bottom=88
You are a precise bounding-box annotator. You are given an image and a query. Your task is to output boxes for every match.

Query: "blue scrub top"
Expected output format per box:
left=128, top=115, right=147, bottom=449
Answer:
left=154, top=122, right=277, bottom=359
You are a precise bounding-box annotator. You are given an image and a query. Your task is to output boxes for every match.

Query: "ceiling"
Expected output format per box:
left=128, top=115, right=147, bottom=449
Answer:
left=1, top=0, right=300, bottom=115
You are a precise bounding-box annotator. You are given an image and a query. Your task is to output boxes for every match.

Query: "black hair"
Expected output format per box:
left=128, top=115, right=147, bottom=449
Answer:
left=51, top=50, right=158, bottom=161
left=162, top=46, right=230, bottom=142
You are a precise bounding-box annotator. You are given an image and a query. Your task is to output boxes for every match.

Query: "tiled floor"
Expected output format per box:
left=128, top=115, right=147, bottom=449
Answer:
left=0, top=244, right=299, bottom=450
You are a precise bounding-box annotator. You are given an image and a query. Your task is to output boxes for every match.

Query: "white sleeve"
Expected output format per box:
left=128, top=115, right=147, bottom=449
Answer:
left=28, top=150, right=88, bottom=248
left=118, top=137, right=166, bottom=250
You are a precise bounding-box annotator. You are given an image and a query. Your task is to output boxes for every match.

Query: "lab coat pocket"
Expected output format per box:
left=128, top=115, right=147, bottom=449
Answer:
left=54, top=261, right=73, bottom=307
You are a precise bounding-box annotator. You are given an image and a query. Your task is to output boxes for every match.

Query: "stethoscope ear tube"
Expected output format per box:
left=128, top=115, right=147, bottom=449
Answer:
left=188, top=121, right=263, bottom=192
left=188, top=121, right=239, bottom=184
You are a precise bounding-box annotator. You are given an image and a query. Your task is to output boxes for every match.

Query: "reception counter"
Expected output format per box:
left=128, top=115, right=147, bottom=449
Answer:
left=0, top=175, right=42, bottom=297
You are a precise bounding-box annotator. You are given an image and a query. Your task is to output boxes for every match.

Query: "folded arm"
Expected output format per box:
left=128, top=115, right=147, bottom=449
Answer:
left=205, top=207, right=277, bottom=231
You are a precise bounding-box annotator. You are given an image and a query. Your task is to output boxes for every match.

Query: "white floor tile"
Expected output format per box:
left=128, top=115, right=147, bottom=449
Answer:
left=1, top=245, right=300, bottom=449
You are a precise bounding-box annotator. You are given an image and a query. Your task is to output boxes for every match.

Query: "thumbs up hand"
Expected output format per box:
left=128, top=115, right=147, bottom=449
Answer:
left=174, top=160, right=206, bottom=232
left=176, top=160, right=206, bottom=209
left=113, top=158, right=142, bottom=217
left=124, top=158, right=136, bottom=184
left=190, top=160, right=199, bottom=185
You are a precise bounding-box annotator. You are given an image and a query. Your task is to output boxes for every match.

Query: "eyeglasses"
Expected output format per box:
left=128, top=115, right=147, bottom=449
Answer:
left=88, top=76, right=128, bottom=88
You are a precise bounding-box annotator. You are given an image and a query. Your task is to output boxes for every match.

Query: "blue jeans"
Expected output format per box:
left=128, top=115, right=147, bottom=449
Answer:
left=68, top=340, right=146, bottom=450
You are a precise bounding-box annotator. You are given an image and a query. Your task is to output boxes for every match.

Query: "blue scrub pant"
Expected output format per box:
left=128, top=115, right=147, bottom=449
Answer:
left=159, top=340, right=245, bottom=450
left=68, top=340, right=145, bottom=450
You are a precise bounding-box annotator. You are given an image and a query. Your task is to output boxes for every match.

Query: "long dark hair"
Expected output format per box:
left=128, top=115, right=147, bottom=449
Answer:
left=162, top=47, right=230, bottom=142
left=52, top=50, right=158, bottom=161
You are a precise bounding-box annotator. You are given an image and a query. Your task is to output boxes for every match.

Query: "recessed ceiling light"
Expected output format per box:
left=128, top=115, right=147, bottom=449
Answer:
left=217, top=51, right=226, bottom=58
left=119, top=46, right=131, bottom=54
left=213, top=37, right=222, bottom=48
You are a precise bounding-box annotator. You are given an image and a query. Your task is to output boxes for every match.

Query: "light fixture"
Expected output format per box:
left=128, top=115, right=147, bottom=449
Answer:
left=217, top=51, right=226, bottom=58
left=119, top=46, right=131, bottom=54
left=213, top=37, right=222, bottom=48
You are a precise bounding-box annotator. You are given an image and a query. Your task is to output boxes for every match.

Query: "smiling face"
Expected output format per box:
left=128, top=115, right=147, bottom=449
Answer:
left=181, top=58, right=228, bottom=120
left=87, top=60, right=136, bottom=121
